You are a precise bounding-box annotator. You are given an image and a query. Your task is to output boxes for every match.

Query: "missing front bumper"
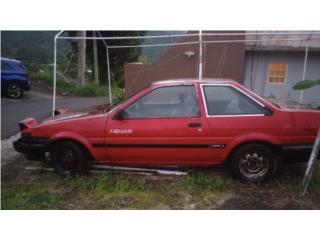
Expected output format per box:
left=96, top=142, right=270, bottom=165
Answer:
left=13, top=136, right=51, bottom=161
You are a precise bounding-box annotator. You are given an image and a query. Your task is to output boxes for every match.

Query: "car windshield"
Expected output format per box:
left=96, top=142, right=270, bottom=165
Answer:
left=106, top=85, right=150, bottom=113
left=18, top=63, right=28, bottom=72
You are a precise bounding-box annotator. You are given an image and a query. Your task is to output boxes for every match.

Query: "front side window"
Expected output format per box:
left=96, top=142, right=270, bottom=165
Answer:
left=202, top=85, right=267, bottom=116
left=123, top=85, right=199, bottom=119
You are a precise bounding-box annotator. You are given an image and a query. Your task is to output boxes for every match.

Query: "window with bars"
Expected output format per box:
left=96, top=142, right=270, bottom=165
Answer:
left=268, top=63, right=288, bottom=84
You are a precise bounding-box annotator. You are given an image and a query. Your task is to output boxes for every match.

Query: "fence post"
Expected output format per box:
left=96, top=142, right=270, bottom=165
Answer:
left=299, top=128, right=320, bottom=197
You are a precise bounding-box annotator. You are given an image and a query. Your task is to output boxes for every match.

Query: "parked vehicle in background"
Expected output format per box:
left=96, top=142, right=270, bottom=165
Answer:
left=1, top=57, right=31, bottom=98
left=13, top=79, right=320, bottom=182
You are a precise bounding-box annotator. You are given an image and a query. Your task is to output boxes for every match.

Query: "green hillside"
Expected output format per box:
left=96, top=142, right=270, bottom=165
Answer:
left=1, top=31, right=70, bottom=71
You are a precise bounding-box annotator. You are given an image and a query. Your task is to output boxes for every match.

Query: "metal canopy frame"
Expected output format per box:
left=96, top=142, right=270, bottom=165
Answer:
left=53, top=31, right=318, bottom=115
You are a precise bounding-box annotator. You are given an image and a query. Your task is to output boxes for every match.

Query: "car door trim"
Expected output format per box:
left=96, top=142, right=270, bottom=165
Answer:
left=92, top=143, right=210, bottom=148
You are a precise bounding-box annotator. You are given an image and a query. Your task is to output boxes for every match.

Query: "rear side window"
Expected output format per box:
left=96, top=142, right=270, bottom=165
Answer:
left=202, top=85, right=267, bottom=116
left=1, top=60, right=11, bottom=71
left=123, top=85, right=200, bottom=119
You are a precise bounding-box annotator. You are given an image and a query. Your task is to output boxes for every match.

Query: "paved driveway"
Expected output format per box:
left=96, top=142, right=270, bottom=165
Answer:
left=1, top=90, right=108, bottom=139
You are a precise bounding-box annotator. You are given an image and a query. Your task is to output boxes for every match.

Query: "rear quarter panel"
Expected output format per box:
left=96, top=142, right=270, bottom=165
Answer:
left=281, top=110, right=320, bottom=143
left=205, top=111, right=293, bottom=162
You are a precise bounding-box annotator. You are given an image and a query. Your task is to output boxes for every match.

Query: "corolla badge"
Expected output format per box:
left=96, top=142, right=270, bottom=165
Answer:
left=110, top=129, right=133, bottom=134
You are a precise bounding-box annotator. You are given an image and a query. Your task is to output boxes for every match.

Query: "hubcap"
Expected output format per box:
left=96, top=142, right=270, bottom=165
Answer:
left=60, top=149, right=77, bottom=170
left=8, top=84, right=22, bottom=98
left=239, top=151, right=269, bottom=179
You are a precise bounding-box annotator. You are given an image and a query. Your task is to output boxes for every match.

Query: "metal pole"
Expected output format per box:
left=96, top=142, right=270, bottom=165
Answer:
left=106, top=47, right=112, bottom=105
left=56, top=31, right=320, bottom=40
left=299, top=129, right=320, bottom=197
left=199, top=30, right=203, bottom=80
left=96, top=31, right=113, bottom=105
left=300, top=44, right=309, bottom=103
left=52, top=31, right=63, bottom=116
left=52, top=36, right=57, bottom=116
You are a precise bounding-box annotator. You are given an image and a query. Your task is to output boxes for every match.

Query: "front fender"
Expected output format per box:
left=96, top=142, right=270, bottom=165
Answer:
left=50, top=131, right=94, bottom=156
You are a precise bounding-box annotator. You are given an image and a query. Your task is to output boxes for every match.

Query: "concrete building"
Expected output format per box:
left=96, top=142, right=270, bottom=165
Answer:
left=124, top=31, right=246, bottom=96
left=244, top=31, right=320, bottom=106
left=124, top=31, right=320, bottom=105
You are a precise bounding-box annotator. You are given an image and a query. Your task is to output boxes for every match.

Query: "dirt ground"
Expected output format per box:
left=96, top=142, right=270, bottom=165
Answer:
left=1, top=152, right=319, bottom=210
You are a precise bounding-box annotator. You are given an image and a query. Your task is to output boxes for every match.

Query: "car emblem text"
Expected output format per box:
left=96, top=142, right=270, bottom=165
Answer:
left=110, top=129, right=133, bottom=134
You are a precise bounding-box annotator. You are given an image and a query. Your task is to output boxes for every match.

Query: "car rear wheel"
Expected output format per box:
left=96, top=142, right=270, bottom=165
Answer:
left=7, top=83, right=24, bottom=99
left=231, top=143, right=277, bottom=183
left=51, top=141, right=88, bottom=176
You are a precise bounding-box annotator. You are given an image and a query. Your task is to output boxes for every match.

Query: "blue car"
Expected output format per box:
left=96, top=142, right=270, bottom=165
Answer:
left=1, top=57, right=31, bottom=98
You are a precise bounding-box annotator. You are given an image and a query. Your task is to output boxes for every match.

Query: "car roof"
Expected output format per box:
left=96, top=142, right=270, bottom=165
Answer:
left=0, top=57, right=21, bottom=63
left=152, top=78, right=238, bottom=86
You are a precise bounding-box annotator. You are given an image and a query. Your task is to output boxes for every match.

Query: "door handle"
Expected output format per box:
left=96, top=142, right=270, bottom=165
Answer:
left=188, top=122, right=202, bottom=128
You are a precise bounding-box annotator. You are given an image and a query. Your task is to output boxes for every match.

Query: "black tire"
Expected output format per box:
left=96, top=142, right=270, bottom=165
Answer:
left=230, top=143, right=277, bottom=183
left=7, top=83, right=24, bottom=99
left=51, top=140, right=89, bottom=176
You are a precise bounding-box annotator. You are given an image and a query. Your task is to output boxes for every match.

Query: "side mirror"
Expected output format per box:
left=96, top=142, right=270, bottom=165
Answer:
left=113, top=110, right=128, bottom=120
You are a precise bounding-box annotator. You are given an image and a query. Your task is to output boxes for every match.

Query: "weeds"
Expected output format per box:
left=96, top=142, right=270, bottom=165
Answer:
left=64, top=173, right=132, bottom=195
left=113, top=175, right=130, bottom=192
left=2, top=162, right=320, bottom=209
left=182, top=172, right=239, bottom=192
left=1, top=184, right=62, bottom=210
left=32, top=68, right=124, bottom=98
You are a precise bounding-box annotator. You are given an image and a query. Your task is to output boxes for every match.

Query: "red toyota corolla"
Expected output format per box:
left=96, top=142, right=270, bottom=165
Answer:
left=13, top=79, right=320, bottom=182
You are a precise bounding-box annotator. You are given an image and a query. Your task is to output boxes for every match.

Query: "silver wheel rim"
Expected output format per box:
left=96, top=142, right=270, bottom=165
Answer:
left=8, top=84, right=22, bottom=98
left=239, top=151, right=269, bottom=179
left=60, top=149, right=77, bottom=170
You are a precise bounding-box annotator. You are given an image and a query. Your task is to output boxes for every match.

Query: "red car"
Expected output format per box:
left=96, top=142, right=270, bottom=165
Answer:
left=13, top=79, right=320, bottom=182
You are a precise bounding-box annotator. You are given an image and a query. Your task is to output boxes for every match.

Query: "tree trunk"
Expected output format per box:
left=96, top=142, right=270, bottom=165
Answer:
left=77, top=31, right=86, bottom=87
left=93, top=31, right=99, bottom=85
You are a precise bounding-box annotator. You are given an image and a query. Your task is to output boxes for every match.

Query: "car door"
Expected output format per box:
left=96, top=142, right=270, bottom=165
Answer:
left=200, top=83, right=278, bottom=162
left=105, top=84, right=212, bottom=166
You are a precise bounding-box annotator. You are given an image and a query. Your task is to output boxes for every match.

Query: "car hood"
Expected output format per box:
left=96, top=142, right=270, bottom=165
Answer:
left=43, top=104, right=110, bottom=123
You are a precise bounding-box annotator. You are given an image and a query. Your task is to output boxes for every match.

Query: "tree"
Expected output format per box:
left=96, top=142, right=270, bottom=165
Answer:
left=77, top=31, right=86, bottom=87
left=92, top=31, right=99, bottom=85
left=293, top=79, right=320, bottom=90
left=67, top=31, right=146, bottom=88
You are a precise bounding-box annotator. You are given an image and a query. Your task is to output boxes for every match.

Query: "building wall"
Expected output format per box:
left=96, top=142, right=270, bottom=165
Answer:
left=244, top=51, right=320, bottom=105
left=124, top=31, right=245, bottom=96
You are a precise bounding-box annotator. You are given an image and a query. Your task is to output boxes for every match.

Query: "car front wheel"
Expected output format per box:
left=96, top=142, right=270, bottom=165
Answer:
left=51, top=141, right=88, bottom=176
left=7, top=83, right=24, bottom=99
left=231, top=143, right=277, bottom=183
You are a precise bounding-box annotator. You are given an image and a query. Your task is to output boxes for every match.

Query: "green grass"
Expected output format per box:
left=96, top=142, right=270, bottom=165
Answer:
left=1, top=183, right=62, bottom=210
left=32, top=68, right=122, bottom=98
left=182, top=172, right=239, bottom=192
left=32, top=70, right=53, bottom=83
left=2, top=163, right=320, bottom=209
left=33, top=69, right=123, bottom=98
